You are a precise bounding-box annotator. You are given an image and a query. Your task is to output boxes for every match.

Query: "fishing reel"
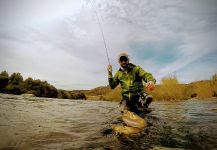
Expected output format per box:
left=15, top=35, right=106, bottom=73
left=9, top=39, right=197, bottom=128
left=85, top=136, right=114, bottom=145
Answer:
left=138, top=92, right=153, bottom=108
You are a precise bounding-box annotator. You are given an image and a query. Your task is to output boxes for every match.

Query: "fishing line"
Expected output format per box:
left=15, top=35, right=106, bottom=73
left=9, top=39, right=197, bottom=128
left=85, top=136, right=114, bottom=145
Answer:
left=88, top=0, right=111, bottom=65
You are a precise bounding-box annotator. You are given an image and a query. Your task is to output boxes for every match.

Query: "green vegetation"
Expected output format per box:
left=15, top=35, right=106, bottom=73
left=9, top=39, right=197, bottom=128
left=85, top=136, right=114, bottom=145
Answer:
left=58, top=90, right=86, bottom=100
left=0, top=71, right=86, bottom=100
left=0, top=71, right=9, bottom=93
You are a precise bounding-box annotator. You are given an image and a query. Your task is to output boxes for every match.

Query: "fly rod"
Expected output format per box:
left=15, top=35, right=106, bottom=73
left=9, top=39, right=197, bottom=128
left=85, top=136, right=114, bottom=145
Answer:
left=88, top=0, right=111, bottom=65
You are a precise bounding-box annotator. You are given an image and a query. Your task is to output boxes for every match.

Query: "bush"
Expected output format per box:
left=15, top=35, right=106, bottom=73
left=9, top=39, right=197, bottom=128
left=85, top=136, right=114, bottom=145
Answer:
left=0, top=71, right=9, bottom=92
left=57, top=90, right=86, bottom=100
left=0, top=71, right=58, bottom=98
left=193, top=80, right=213, bottom=98
left=211, top=74, right=217, bottom=97
left=5, top=72, right=24, bottom=94
left=150, top=76, right=187, bottom=101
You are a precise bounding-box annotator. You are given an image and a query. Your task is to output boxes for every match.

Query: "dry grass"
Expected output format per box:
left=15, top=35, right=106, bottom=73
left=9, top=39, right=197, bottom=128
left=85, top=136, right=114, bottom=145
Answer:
left=149, top=85, right=186, bottom=101
left=103, top=86, right=122, bottom=101
left=191, top=81, right=214, bottom=98
left=85, top=74, right=217, bottom=101
left=84, top=86, right=111, bottom=96
left=149, top=76, right=187, bottom=101
left=151, top=75, right=217, bottom=100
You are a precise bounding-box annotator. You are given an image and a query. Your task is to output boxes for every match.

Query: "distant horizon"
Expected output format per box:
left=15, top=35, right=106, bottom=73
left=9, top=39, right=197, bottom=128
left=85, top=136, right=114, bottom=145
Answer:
left=1, top=0, right=217, bottom=90
left=1, top=69, right=216, bottom=91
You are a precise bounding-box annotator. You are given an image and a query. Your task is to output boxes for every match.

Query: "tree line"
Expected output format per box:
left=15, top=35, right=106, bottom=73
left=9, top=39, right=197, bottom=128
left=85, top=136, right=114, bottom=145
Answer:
left=0, top=71, right=86, bottom=100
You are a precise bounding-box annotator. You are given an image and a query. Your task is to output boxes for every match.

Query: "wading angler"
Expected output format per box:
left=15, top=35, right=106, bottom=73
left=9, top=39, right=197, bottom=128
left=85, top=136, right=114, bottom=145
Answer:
left=107, top=53, right=156, bottom=116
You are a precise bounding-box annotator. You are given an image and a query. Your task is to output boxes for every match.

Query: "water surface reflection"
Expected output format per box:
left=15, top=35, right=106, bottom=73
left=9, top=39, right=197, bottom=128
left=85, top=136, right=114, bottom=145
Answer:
left=0, top=94, right=216, bottom=149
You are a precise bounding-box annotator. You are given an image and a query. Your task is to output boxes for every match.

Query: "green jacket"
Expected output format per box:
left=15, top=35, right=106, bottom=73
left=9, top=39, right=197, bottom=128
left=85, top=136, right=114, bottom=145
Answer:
left=108, top=63, right=156, bottom=100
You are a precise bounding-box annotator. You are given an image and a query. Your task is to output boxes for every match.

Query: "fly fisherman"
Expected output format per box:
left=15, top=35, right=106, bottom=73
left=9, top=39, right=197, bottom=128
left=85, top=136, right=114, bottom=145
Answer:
left=107, top=52, right=156, bottom=116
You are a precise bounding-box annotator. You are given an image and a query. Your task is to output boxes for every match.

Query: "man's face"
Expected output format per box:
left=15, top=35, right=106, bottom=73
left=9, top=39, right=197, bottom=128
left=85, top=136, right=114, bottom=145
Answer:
left=119, top=56, right=129, bottom=69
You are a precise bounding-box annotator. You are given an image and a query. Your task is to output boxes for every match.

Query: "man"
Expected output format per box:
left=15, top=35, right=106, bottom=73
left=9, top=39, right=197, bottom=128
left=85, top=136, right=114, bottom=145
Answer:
left=107, top=52, right=156, bottom=115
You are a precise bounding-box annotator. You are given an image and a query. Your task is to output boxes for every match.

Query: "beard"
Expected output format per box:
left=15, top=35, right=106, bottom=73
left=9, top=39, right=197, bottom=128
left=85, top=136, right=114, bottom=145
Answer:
left=121, top=62, right=129, bottom=69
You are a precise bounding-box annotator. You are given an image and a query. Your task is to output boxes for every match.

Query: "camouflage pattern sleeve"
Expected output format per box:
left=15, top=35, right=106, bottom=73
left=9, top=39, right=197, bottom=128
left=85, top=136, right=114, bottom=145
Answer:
left=108, top=71, right=120, bottom=89
left=137, top=66, right=156, bottom=83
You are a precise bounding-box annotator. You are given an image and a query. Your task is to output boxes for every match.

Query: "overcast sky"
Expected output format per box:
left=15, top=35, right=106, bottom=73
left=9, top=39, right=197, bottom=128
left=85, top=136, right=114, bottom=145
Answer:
left=0, top=0, right=217, bottom=90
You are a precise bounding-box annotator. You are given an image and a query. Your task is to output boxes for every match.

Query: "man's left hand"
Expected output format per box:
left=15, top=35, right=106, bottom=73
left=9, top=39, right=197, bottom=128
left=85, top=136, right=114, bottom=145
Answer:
left=145, top=81, right=155, bottom=91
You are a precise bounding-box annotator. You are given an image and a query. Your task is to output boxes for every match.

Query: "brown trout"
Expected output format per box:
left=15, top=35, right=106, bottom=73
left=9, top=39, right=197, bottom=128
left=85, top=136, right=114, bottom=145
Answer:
left=111, top=125, right=141, bottom=135
left=122, top=110, right=147, bottom=128
left=112, top=110, right=148, bottom=135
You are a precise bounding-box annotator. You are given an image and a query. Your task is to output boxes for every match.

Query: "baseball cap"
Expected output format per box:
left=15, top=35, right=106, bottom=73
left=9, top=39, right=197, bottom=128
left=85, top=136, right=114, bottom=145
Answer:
left=118, top=52, right=129, bottom=62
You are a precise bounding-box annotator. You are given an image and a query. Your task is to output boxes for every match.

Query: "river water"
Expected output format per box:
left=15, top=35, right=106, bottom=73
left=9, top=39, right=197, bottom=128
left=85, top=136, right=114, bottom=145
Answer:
left=0, top=94, right=217, bottom=150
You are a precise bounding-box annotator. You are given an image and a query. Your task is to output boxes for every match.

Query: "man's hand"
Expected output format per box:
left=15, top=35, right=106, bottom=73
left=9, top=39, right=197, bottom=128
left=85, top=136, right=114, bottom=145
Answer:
left=145, top=81, right=155, bottom=91
left=107, top=64, right=112, bottom=74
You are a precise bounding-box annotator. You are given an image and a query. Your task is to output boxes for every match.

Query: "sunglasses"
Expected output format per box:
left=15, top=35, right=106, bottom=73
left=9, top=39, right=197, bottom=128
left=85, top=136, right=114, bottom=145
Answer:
left=119, top=56, right=129, bottom=62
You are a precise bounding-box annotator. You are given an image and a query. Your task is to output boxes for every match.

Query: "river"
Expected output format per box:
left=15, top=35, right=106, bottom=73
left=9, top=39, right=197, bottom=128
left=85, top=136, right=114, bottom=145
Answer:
left=0, top=94, right=217, bottom=150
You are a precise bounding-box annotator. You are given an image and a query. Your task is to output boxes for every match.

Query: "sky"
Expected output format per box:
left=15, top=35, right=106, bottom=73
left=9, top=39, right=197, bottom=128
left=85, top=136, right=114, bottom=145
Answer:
left=0, top=0, right=217, bottom=90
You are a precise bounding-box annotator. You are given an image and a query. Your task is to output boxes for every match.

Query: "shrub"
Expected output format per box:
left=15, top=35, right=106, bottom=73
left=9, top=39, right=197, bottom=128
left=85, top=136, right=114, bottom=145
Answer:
left=150, top=76, right=187, bottom=101
left=0, top=71, right=9, bottom=92
left=193, top=80, right=213, bottom=98
left=211, top=74, right=217, bottom=97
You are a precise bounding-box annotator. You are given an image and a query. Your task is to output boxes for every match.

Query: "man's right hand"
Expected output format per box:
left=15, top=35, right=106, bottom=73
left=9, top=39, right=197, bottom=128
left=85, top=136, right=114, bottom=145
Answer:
left=107, top=64, right=112, bottom=74
left=145, top=81, right=155, bottom=91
